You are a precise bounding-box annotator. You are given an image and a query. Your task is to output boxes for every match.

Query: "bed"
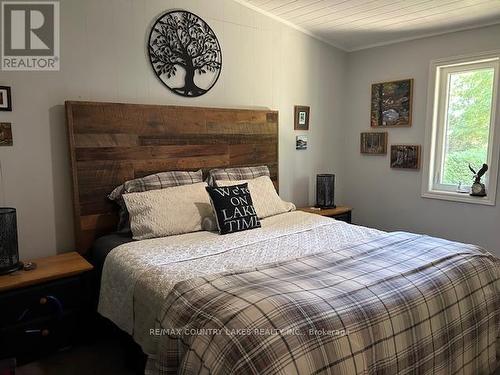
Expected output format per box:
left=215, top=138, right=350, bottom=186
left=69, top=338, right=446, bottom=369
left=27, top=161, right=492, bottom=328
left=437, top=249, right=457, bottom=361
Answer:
left=66, top=101, right=500, bottom=374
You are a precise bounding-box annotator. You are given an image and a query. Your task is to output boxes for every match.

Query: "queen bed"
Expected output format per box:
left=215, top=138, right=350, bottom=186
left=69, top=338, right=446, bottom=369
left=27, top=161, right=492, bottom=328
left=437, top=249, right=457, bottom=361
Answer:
left=66, top=101, right=500, bottom=374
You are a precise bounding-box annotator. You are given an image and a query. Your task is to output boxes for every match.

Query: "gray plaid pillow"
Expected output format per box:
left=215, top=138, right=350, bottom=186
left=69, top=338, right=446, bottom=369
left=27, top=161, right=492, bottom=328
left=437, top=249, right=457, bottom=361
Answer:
left=207, top=166, right=270, bottom=186
left=109, top=170, right=203, bottom=233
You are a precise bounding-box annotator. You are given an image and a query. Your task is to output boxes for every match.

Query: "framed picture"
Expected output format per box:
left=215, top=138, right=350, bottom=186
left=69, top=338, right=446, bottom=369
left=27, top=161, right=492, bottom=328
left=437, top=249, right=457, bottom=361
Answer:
left=296, top=135, right=308, bottom=150
left=390, top=145, right=421, bottom=170
left=0, top=123, right=13, bottom=146
left=371, top=79, right=412, bottom=127
left=0, top=86, right=12, bottom=111
left=360, top=132, right=388, bottom=154
left=294, top=106, right=310, bottom=130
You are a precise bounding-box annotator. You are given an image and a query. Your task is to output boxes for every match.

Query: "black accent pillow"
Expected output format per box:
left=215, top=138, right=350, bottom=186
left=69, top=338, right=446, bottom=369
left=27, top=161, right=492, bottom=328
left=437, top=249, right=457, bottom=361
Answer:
left=206, top=183, right=261, bottom=235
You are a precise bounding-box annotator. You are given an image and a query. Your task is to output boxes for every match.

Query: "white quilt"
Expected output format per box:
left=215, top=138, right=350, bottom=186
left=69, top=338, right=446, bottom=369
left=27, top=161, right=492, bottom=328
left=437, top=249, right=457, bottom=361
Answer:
left=98, top=211, right=383, bottom=355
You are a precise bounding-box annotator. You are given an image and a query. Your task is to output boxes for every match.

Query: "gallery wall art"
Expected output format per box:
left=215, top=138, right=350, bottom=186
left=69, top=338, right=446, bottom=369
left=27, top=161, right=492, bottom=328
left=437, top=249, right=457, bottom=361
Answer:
left=390, top=145, right=421, bottom=170
left=360, top=132, right=388, bottom=154
left=294, top=106, right=310, bottom=130
left=0, top=123, right=13, bottom=146
left=371, top=79, right=413, bottom=127
left=296, top=135, right=308, bottom=150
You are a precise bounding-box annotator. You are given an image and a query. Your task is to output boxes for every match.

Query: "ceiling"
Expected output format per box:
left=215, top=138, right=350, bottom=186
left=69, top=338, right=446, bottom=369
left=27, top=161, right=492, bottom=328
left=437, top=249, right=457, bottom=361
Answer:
left=239, top=0, right=500, bottom=51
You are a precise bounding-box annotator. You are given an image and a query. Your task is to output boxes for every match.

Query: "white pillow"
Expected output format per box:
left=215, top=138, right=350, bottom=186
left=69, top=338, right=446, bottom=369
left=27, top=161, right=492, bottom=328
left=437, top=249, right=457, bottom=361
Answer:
left=217, top=176, right=295, bottom=219
left=123, top=182, right=214, bottom=240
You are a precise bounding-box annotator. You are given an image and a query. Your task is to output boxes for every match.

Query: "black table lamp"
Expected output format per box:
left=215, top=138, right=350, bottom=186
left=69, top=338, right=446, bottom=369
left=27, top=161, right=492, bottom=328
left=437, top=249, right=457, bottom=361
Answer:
left=0, top=208, right=22, bottom=275
left=316, top=174, right=336, bottom=209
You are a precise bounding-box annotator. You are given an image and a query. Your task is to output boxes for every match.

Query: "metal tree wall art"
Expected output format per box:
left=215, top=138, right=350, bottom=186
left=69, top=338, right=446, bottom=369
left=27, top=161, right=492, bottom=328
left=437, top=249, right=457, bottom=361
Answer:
left=148, top=10, right=222, bottom=97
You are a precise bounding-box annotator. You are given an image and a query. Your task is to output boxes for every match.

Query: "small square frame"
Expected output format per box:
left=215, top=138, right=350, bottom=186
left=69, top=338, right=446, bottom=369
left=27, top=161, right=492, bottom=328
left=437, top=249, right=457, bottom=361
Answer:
left=0, top=86, right=12, bottom=111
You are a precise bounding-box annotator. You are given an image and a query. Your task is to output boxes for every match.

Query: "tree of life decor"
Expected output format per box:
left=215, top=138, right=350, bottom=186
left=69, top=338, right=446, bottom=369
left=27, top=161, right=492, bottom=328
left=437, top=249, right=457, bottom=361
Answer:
left=148, top=10, right=222, bottom=97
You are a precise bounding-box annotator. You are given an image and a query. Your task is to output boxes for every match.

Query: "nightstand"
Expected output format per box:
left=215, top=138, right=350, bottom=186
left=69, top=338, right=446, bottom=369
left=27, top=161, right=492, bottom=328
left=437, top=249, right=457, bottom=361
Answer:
left=298, top=206, right=352, bottom=223
left=0, top=252, right=93, bottom=364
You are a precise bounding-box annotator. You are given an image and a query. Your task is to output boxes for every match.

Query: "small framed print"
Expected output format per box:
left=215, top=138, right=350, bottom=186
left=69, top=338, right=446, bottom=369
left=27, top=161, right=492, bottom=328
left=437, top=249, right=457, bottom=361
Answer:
left=296, top=135, right=308, bottom=150
left=294, top=105, right=310, bottom=130
left=0, top=123, right=13, bottom=146
left=390, top=145, right=421, bottom=170
left=360, top=132, right=388, bottom=154
left=0, top=86, right=12, bottom=111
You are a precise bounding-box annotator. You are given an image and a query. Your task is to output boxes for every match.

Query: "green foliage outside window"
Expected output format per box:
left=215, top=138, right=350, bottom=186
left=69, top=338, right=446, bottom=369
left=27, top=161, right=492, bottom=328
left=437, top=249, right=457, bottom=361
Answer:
left=442, top=68, right=494, bottom=185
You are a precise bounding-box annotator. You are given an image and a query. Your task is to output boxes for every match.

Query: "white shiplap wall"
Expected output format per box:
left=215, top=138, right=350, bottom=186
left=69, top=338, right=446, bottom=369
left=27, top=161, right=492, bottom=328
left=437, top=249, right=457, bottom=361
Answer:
left=0, top=0, right=347, bottom=259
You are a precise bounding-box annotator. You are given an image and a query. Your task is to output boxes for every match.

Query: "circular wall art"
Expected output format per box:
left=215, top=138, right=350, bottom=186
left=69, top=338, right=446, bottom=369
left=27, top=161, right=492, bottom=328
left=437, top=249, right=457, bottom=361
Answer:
left=148, top=10, right=222, bottom=98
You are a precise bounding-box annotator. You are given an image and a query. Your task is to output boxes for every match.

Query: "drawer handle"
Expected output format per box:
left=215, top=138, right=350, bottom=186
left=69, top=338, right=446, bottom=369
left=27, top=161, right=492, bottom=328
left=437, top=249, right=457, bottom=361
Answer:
left=25, top=328, right=50, bottom=336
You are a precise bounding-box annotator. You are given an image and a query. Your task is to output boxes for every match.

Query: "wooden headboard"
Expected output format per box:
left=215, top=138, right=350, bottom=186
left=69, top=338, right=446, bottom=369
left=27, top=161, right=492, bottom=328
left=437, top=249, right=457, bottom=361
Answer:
left=66, top=101, right=279, bottom=254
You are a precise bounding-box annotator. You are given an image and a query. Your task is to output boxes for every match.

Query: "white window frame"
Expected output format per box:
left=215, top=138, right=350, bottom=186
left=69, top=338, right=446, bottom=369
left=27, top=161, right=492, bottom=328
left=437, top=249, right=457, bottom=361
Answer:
left=422, top=51, right=500, bottom=206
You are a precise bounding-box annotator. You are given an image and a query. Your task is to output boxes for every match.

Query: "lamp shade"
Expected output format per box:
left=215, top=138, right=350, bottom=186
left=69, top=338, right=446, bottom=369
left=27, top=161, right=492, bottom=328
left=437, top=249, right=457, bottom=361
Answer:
left=0, top=208, right=21, bottom=274
left=316, top=174, right=336, bottom=209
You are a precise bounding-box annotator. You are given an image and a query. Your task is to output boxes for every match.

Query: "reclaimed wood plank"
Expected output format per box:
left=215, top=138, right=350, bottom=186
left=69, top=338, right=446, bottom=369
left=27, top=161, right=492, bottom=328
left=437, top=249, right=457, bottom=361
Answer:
left=66, top=101, right=279, bottom=253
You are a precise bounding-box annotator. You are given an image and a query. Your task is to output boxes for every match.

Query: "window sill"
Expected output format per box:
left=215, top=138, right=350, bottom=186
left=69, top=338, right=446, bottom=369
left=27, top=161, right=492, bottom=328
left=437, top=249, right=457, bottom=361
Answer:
left=422, top=190, right=495, bottom=206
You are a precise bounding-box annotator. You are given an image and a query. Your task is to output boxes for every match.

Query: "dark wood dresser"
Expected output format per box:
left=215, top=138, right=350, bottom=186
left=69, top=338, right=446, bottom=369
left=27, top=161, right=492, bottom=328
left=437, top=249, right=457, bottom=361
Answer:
left=0, top=252, right=93, bottom=364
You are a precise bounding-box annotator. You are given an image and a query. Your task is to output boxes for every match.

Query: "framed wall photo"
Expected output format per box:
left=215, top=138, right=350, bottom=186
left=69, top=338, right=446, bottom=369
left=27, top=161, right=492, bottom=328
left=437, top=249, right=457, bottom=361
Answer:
left=390, top=145, right=421, bottom=170
left=0, top=86, right=12, bottom=111
left=294, top=106, right=310, bottom=130
left=360, top=132, right=388, bottom=154
left=371, top=79, right=412, bottom=127
left=296, top=135, right=308, bottom=150
left=0, top=123, right=13, bottom=146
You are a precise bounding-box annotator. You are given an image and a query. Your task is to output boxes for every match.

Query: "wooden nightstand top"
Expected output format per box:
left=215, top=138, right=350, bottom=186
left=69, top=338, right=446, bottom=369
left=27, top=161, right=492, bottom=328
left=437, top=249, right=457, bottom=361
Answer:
left=298, top=206, right=352, bottom=217
left=0, top=252, right=93, bottom=293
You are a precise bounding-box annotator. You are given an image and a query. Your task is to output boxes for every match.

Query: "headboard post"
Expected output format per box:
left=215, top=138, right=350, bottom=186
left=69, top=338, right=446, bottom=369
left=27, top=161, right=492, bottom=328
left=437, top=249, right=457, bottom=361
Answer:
left=66, top=101, right=279, bottom=253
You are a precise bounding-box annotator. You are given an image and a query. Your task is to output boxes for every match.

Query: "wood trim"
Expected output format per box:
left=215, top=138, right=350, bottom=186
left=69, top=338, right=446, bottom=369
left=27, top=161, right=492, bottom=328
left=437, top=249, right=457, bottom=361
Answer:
left=66, top=101, right=279, bottom=253
left=0, top=252, right=93, bottom=292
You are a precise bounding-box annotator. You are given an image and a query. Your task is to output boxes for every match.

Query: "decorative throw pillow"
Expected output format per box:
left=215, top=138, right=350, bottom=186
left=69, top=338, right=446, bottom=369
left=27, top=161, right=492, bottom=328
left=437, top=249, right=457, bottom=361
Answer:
left=207, top=165, right=270, bottom=186
left=109, top=170, right=203, bottom=233
left=217, top=176, right=295, bottom=219
left=123, top=182, right=213, bottom=240
left=205, top=183, right=261, bottom=235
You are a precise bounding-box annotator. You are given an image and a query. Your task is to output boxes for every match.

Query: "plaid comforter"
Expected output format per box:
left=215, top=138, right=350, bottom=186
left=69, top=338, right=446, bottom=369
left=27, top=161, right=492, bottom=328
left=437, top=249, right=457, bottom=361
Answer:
left=152, top=232, right=500, bottom=375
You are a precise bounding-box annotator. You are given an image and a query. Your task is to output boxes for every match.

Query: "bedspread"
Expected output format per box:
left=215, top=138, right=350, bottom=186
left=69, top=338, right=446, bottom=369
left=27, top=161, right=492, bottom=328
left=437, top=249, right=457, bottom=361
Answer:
left=99, top=212, right=382, bottom=354
left=98, top=212, right=499, bottom=374
left=153, top=232, right=499, bottom=374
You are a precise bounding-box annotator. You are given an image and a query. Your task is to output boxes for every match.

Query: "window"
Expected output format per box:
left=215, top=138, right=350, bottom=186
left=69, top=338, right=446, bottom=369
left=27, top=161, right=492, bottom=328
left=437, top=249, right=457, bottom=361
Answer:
left=422, top=51, right=500, bottom=205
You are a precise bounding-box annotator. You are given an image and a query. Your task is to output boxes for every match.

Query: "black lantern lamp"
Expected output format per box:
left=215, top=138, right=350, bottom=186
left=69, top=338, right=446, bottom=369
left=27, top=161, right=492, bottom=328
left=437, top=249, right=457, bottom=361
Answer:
left=0, top=208, right=22, bottom=275
left=316, top=174, right=336, bottom=209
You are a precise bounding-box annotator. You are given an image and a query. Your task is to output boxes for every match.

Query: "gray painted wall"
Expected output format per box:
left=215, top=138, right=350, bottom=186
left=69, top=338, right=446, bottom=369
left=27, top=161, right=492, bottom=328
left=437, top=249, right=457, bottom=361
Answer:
left=0, top=0, right=497, bottom=260
left=344, top=24, right=500, bottom=255
left=0, top=0, right=347, bottom=259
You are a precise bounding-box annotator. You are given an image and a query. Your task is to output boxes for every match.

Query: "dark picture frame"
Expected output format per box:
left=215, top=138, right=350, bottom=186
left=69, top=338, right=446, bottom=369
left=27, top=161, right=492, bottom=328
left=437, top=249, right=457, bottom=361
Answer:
left=390, top=145, right=421, bottom=170
left=0, top=86, right=12, bottom=112
left=371, top=79, right=413, bottom=127
left=360, top=132, right=388, bottom=154
left=294, top=106, right=310, bottom=130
